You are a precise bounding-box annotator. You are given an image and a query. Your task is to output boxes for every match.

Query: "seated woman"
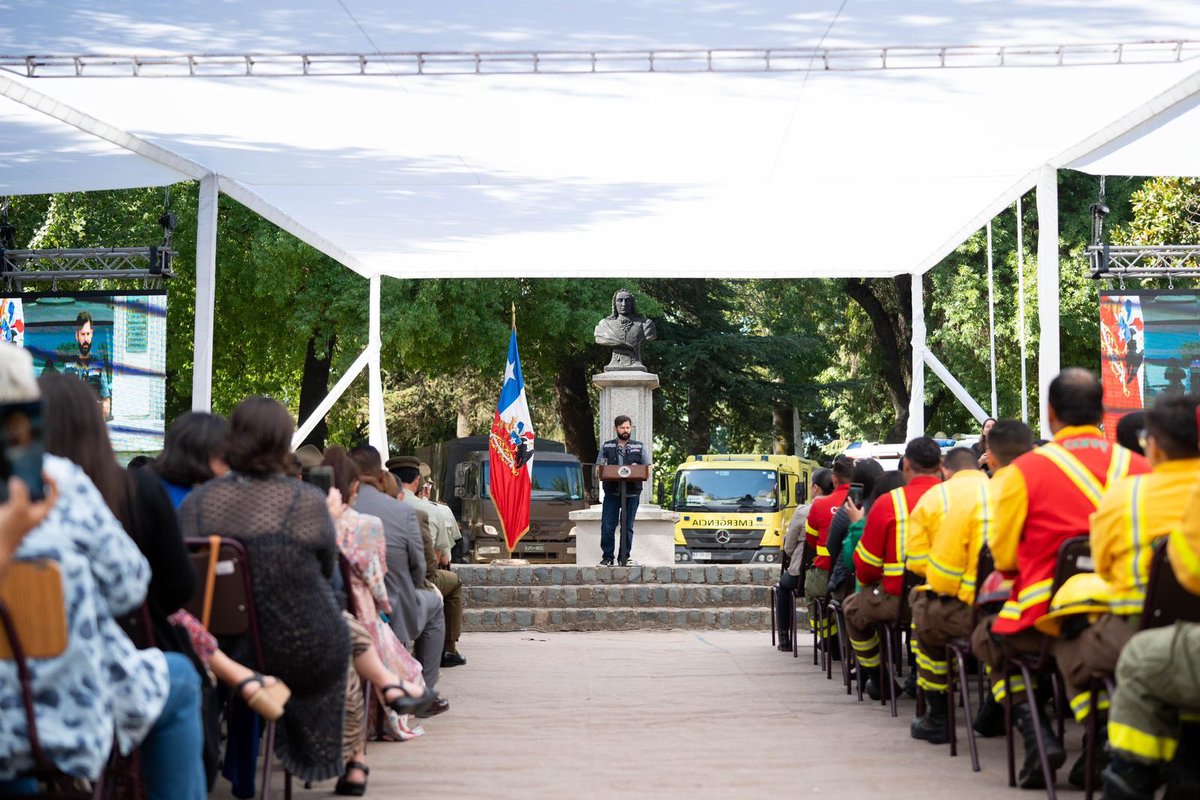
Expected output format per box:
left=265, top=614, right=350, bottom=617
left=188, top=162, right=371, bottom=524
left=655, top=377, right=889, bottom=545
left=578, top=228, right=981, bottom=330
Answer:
left=0, top=345, right=206, bottom=800
left=774, top=468, right=833, bottom=651
left=178, top=396, right=351, bottom=784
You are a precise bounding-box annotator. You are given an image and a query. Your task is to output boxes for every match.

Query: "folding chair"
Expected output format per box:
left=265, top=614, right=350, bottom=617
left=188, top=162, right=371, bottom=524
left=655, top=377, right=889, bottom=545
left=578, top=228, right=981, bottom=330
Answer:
left=877, top=570, right=922, bottom=717
left=1081, top=541, right=1200, bottom=800
left=1001, top=535, right=1090, bottom=800
left=0, top=558, right=110, bottom=799
left=945, top=543, right=993, bottom=773
left=184, top=537, right=287, bottom=800
left=828, top=595, right=855, bottom=694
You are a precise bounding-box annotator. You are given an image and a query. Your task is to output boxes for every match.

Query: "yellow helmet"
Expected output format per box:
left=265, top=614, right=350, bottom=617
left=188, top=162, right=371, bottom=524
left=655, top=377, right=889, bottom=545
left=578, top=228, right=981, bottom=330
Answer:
left=1035, top=573, right=1114, bottom=636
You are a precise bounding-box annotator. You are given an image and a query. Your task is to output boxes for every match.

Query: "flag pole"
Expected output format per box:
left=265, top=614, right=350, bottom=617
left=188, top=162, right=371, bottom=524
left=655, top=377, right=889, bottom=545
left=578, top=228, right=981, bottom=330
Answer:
left=501, top=301, right=516, bottom=561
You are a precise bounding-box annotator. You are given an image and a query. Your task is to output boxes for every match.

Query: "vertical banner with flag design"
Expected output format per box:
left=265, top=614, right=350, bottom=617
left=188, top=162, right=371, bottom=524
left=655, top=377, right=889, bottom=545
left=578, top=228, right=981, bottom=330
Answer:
left=489, top=329, right=535, bottom=550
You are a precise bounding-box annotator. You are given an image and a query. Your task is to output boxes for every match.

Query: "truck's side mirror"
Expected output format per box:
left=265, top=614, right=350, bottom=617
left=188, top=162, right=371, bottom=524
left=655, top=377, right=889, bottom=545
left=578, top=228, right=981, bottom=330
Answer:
left=454, top=463, right=467, bottom=498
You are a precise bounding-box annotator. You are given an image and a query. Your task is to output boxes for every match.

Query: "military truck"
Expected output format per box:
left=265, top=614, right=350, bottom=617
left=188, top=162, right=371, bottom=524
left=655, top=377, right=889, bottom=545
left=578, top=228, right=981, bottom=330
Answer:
left=418, top=436, right=587, bottom=563
left=671, top=454, right=821, bottom=564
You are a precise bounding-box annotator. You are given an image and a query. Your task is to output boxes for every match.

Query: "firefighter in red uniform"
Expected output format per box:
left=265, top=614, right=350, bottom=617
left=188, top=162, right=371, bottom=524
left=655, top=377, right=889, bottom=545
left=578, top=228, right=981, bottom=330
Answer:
left=970, top=368, right=1149, bottom=789
left=844, top=437, right=942, bottom=699
left=803, top=455, right=854, bottom=650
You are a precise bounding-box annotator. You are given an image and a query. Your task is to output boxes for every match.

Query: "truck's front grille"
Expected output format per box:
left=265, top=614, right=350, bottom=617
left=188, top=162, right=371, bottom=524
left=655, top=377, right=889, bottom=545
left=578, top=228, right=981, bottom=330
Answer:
left=682, top=529, right=765, bottom=549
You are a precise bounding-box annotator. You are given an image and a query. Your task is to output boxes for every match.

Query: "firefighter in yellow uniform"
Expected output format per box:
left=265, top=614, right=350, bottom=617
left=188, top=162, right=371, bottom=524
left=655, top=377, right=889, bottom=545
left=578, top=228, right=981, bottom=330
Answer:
left=1036, top=394, right=1200, bottom=788
left=1101, top=416, right=1200, bottom=800
left=908, top=446, right=990, bottom=743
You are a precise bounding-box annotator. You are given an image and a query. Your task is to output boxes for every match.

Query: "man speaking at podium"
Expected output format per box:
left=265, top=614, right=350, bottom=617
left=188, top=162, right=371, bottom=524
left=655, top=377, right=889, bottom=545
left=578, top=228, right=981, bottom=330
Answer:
left=599, top=415, right=649, bottom=567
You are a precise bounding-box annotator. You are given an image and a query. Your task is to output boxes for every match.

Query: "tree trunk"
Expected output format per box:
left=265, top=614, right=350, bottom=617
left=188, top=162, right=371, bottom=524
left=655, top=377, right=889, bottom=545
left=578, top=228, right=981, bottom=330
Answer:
left=844, top=278, right=913, bottom=442
left=687, top=387, right=713, bottom=454
left=554, top=360, right=598, bottom=489
left=772, top=403, right=793, bottom=455
left=297, top=332, right=336, bottom=449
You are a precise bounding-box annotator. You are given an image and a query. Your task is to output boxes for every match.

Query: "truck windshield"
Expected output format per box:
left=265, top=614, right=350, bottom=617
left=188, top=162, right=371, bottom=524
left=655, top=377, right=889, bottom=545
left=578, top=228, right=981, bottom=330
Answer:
left=673, top=469, right=779, bottom=512
left=482, top=461, right=584, bottom=501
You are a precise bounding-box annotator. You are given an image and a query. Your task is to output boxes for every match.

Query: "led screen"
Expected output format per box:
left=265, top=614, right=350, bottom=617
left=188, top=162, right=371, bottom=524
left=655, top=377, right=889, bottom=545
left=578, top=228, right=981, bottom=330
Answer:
left=1, top=290, right=167, bottom=458
left=1100, top=290, right=1200, bottom=438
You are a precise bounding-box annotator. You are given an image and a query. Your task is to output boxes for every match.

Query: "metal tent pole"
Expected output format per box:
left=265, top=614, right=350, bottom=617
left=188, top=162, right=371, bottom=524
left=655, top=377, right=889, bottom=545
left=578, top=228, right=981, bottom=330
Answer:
left=192, top=173, right=218, bottom=412
left=1037, top=167, right=1060, bottom=437
left=987, top=220, right=997, bottom=418
left=1018, top=197, right=1029, bottom=424
left=908, top=273, right=926, bottom=441
left=368, top=274, right=388, bottom=455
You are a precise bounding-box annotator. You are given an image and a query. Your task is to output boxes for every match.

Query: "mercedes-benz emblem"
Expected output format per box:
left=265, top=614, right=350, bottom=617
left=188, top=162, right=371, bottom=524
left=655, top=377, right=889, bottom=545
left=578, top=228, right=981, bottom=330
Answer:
left=714, top=529, right=732, bottom=544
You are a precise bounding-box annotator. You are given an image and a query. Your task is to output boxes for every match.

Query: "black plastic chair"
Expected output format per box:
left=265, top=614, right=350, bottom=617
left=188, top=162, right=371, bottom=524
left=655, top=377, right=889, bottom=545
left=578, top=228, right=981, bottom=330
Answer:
left=944, top=542, right=993, bottom=773
left=1081, top=541, right=1200, bottom=800
left=877, top=570, right=922, bottom=717
left=1001, top=535, right=1090, bottom=800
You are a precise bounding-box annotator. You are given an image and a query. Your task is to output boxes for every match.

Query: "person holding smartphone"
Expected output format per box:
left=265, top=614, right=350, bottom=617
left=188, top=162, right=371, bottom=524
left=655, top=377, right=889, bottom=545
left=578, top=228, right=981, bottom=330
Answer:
left=775, top=468, right=834, bottom=651
left=827, top=459, right=884, bottom=599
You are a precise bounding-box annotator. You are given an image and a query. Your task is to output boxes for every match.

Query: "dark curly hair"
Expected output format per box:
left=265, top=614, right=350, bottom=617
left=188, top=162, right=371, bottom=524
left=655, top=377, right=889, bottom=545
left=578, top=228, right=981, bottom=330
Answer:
left=225, top=396, right=294, bottom=477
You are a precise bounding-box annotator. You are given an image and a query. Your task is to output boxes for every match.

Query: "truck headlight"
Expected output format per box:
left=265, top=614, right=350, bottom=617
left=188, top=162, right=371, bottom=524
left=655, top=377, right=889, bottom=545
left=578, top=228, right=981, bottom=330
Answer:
left=483, top=525, right=499, bottom=537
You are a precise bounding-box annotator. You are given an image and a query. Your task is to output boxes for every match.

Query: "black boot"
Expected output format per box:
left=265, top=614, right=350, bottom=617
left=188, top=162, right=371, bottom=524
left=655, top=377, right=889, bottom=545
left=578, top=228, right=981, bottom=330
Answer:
left=1012, top=701, right=1066, bottom=789
left=903, top=669, right=918, bottom=699
left=777, top=632, right=792, bottom=652
left=973, top=693, right=1006, bottom=738
left=1068, top=724, right=1109, bottom=788
left=1164, top=722, right=1200, bottom=800
left=910, top=691, right=950, bottom=744
left=1101, top=758, right=1158, bottom=800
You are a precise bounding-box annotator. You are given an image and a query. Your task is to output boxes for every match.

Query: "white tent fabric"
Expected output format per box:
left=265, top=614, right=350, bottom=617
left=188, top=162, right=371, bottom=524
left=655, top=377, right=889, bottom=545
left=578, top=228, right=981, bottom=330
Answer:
left=4, top=1, right=1200, bottom=447
left=3, top=1, right=1200, bottom=280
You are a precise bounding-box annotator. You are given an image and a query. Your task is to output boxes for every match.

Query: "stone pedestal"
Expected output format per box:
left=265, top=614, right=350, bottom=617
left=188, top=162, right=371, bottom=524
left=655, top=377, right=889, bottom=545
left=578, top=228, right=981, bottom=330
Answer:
left=594, top=369, right=659, bottom=505
left=569, top=504, right=680, bottom=566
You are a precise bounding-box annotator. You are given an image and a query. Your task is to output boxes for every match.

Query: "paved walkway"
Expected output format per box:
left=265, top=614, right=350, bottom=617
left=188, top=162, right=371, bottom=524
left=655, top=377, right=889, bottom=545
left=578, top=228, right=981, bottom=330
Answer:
left=217, top=631, right=1075, bottom=799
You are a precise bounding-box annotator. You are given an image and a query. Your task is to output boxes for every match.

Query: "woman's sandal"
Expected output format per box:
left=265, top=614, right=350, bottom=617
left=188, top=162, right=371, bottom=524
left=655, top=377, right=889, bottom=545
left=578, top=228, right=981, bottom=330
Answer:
left=334, top=761, right=369, bottom=797
left=382, top=681, right=436, bottom=715
left=235, top=672, right=291, bottom=721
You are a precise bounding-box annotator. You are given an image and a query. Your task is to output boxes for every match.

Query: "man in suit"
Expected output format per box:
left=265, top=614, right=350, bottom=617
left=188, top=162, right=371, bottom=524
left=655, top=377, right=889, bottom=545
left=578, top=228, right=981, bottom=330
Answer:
left=350, top=445, right=449, bottom=716
left=389, top=455, right=466, bottom=669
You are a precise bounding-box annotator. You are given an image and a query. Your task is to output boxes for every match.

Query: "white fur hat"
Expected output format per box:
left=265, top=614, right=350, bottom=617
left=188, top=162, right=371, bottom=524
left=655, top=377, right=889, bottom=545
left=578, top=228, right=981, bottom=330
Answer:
left=0, top=343, right=40, bottom=403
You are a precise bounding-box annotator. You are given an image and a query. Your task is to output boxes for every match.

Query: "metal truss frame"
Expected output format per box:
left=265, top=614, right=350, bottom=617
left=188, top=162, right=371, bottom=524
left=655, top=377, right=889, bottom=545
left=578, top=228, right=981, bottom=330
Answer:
left=1, top=246, right=175, bottom=289
left=1087, top=244, right=1200, bottom=280
left=2, top=39, right=1197, bottom=79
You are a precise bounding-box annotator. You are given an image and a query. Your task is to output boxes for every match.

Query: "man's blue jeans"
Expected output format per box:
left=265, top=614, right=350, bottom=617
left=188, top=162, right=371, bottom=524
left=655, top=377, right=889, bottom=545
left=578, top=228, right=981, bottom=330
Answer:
left=141, top=651, right=207, bottom=800
left=600, top=491, right=641, bottom=562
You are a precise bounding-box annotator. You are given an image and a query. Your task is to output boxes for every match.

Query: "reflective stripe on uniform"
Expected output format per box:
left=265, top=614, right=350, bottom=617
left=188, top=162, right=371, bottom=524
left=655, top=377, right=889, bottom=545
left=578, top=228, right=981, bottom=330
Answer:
left=998, top=578, right=1054, bottom=621
left=915, top=650, right=948, bottom=675
left=855, top=539, right=883, bottom=567
left=882, top=488, right=908, bottom=577
left=1109, top=720, right=1179, bottom=764
left=816, top=545, right=831, bottom=557
left=1170, top=527, right=1200, bottom=582
left=1069, top=690, right=1111, bottom=723
left=1034, top=442, right=1106, bottom=507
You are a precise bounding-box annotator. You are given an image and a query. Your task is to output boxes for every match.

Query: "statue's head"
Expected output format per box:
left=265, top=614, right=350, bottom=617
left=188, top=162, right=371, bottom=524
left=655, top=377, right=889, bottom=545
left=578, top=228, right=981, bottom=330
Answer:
left=611, top=290, right=636, bottom=318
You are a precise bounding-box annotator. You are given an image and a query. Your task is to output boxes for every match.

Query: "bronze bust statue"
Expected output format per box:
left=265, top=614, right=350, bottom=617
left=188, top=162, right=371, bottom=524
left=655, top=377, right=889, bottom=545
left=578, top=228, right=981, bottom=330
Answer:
left=594, top=289, right=657, bottom=371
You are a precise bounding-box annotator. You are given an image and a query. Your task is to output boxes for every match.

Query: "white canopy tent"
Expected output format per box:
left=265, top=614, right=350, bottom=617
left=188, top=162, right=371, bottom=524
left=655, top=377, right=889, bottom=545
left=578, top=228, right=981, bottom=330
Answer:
left=3, top=1, right=1200, bottom=450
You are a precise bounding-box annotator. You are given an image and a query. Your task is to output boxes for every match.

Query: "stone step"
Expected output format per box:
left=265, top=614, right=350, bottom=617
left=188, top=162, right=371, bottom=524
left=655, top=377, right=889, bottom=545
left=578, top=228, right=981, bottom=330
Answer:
left=463, top=583, right=770, bottom=609
left=463, top=606, right=773, bottom=632
left=453, top=564, right=779, bottom=587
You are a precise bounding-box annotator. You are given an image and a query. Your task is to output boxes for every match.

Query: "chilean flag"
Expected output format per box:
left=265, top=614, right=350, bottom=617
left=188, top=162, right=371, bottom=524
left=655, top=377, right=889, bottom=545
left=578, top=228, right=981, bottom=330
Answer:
left=489, top=329, right=535, bottom=550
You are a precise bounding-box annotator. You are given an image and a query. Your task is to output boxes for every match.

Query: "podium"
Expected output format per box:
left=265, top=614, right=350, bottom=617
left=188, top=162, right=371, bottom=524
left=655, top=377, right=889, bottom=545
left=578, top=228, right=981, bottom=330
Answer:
left=597, top=464, right=650, bottom=563
left=597, top=464, right=650, bottom=483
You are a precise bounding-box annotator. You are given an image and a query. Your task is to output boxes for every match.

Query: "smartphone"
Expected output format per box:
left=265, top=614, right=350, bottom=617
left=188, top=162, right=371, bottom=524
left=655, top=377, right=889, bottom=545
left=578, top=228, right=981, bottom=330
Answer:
left=0, top=400, right=46, bottom=502
left=847, top=482, right=864, bottom=509
left=302, top=465, right=333, bottom=494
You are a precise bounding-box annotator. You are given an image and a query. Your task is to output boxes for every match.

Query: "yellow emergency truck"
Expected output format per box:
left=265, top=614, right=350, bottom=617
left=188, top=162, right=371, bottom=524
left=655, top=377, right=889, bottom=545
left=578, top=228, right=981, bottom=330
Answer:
left=671, top=454, right=820, bottom=565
